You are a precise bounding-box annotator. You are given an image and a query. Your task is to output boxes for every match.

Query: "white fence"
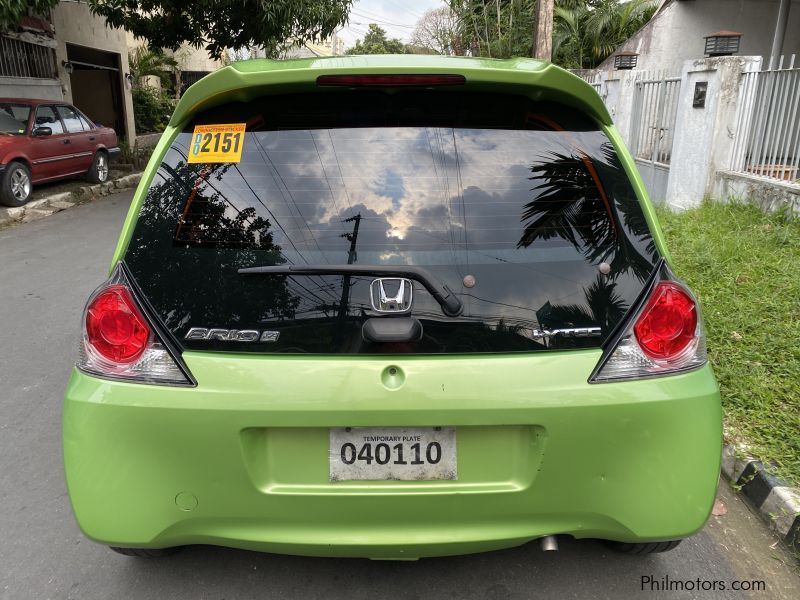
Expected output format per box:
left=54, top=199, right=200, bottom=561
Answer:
left=575, top=55, right=799, bottom=211
left=630, top=75, right=682, bottom=166
left=730, top=56, right=800, bottom=183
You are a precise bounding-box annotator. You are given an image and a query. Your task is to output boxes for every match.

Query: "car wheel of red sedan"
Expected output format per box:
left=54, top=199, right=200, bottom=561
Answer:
left=87, top=151, right=109, bottom=184
left=0, top=161, right=32, bottom=207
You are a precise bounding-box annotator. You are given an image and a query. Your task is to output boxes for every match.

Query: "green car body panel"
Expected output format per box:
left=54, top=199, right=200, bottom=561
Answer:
left=64, top=55, right=721, bottom=559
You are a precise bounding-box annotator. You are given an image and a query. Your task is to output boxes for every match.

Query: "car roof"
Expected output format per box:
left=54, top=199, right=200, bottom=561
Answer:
left=172, top=55, right=612, bottom=129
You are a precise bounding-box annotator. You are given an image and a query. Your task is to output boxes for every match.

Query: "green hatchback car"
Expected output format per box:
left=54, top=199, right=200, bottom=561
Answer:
left=63, top=55, right=722, bottom=560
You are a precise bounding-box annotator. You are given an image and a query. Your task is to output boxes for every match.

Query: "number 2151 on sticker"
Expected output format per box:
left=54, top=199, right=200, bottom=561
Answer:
left=188, top=123, right=246, bottom=163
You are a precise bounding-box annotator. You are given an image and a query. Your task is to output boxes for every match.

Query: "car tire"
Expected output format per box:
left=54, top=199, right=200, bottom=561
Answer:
left=0, top=161, right=33, bottom=207
left=109, top=546, right=181, bottom=558
left=605, top=540, right=682, bottom=555
left=86, top=151, right=109, bottom=184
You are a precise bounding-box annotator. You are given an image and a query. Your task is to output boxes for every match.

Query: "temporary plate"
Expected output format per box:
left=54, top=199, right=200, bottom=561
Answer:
left=188, top=123, right=246, bottom=163
left=329, top=427, right=457, bottom=481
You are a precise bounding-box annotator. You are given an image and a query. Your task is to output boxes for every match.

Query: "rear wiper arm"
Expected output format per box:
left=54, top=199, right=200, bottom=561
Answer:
left=238, top=264, right=463, bottom=317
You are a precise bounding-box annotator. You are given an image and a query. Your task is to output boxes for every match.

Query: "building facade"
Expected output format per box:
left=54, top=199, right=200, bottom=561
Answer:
left=598, top=0, right=800, bottom=74
left=0, top=2, right=136, bottom=141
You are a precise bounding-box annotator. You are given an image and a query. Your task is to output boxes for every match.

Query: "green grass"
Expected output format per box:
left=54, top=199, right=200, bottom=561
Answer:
left=657, top=201, right=800, bottom=485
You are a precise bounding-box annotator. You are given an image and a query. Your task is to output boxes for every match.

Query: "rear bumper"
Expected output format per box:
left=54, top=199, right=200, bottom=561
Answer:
left=106, top=146, right=121, bottom=161
left=62, top=351, right=722, bottom=559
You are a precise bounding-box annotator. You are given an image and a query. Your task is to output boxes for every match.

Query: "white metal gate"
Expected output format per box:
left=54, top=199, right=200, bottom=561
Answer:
left=630, top=75, right=682, bottom=166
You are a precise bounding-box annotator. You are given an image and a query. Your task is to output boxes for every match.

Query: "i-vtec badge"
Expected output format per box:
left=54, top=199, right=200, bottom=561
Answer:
left=184, top=328, right=280, bottom=343
left=531, top=326, right=602, bottom=339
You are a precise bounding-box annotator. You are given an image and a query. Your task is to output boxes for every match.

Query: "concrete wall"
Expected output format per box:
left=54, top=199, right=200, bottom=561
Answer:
left=593, top=70, right=640, bottom=145
left=172, top=43, right=225, bottom=72
left=599, top=0, right=800, bottom=74
left=127, top=32, right=225, bottom=73
left=716, top=171, right=800, bottom=212
left=52, top=2, right=135, bottom=140
left=636, top=159, right=671, bottom=202
left=665, top=56, right=763, bottom=208
left=0, top=77, right=62, bottom=100
left=583, top=56, right=776, bottom=209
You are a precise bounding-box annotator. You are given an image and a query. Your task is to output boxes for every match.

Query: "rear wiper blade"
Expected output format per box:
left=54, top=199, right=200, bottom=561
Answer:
left=238, top=264, right=463, bottom=317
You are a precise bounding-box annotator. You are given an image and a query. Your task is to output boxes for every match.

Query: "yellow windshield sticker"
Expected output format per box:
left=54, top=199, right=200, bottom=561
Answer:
left=188, top=123, right=246, bottom=163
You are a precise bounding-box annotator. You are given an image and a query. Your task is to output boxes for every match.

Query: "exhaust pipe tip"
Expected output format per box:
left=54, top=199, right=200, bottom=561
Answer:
left=540, top=535, right=559, bottom=552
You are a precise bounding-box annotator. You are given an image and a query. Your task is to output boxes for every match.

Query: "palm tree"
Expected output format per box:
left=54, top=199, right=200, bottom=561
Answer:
left=128, top=46, right=179, bottom=89
left=554, top=0, right=657, bottom=69
left=552, top=1, right=592, bottom=69
left=446, top=1, right=654, bottom=65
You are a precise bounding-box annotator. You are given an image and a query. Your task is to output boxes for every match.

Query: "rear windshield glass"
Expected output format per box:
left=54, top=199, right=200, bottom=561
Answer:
left=124, top=91, right=659, bottom=355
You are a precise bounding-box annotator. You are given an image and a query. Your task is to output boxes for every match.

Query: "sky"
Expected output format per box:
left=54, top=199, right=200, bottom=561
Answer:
left=337, top=0, right=445, bottom=48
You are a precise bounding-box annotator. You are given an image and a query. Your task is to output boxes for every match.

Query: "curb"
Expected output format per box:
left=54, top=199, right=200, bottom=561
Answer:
left=721, top=444, right=800, bottom=554
left=0, top=172, right=142, bottom=229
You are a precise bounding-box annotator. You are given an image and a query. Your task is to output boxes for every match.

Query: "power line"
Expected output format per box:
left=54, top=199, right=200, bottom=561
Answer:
left=354, top=2, right=424, bottom=21
left=252, top=136, right=329, bottom=257
left=309, top=130, right=345, bottom=222
left=157, top=148, right=337, bottom=310
left=383, top=0, right=426, bottom=19
left=249, top=136, right=344, bottom=304
left=350, top=11, right=416, bottom=28
left=327, top=129, right=355, bottom=213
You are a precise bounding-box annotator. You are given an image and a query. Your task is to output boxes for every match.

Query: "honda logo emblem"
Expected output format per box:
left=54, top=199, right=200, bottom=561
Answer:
left=369, top=278, right=413, bottom=313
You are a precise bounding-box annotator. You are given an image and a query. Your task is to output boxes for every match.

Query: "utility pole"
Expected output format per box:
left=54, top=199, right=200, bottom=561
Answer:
left=533, top=0, right=554, bottom=61
left=338, top=213, right=361, bottom=320
left=769, top=0, right=791, bottom=69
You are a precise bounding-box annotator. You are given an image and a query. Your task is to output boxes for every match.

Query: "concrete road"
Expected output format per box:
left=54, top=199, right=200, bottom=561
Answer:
left=1, top=191, right=798, bottom=600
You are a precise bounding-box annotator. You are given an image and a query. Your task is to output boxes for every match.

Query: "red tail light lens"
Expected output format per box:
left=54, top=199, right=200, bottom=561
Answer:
left=316, top=74, right=466, bottom=87
left=633, top=282, right=697, bottom=361
left=78, top=265, right=191, bottom=385
left=85, top=284, right=149, bottom=363
left=591, top=270, right=707, bottom=383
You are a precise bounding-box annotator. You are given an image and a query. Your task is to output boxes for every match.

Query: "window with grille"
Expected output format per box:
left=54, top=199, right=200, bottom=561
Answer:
left=0, top=35, right=58, bottom=79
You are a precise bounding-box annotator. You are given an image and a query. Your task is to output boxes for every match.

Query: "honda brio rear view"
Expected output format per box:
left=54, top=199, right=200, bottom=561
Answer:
left=63, top=56, right=722, bottom=559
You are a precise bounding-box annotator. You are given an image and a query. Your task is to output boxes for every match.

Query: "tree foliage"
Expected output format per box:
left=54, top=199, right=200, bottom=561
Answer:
left=345, top=24, right=405, bottom=55
left=448, top=0, right=537, bottom=59
left=0, top=0, right=59, bottom=31
left=128, top=46, right=179, bottom=89
left=87, top=0, right=354, bottom=60
left=447, top=1, right=656, bottom=68
left=131, top=85, right=175, bottom=133
left=554, top=0, right=656, bottom=69
left=409, top=7, right=463, bottom=55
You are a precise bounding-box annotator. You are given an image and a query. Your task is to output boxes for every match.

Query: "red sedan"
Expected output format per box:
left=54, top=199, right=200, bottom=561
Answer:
left=0, top=98, right=120, bottom=207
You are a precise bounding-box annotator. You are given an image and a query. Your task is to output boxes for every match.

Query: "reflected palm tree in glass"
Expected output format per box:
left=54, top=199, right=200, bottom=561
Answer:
left=519, top=142, right=657, bottom=339
left=518, top=142, right=656, bottom=282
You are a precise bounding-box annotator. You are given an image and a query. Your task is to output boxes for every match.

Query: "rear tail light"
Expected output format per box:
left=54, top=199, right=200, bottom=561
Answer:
left=85, top=285, right=149, bottom=363
left=590, top=267, right=707, bottom=382
left=77, top=265, right=192, bottom=385
left=316, top=74, right=466, bottom=87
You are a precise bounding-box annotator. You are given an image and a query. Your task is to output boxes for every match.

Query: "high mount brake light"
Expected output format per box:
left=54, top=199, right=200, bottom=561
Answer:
left=78, top=265, right=192, bottom=385
left=590, top=273, right=707, bottom=383
left=316, top=74, right=466, bottom=87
